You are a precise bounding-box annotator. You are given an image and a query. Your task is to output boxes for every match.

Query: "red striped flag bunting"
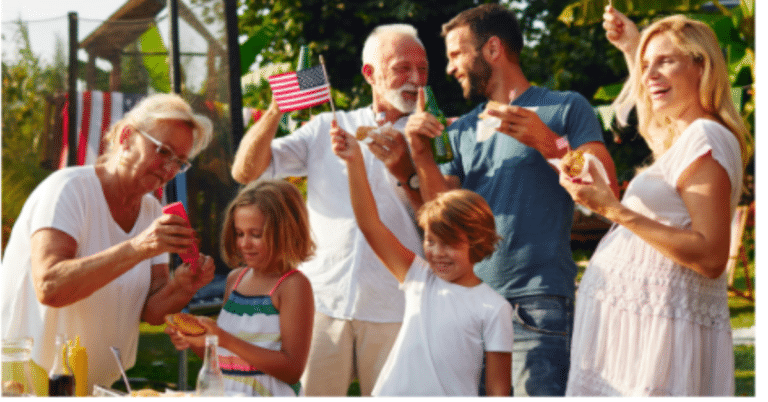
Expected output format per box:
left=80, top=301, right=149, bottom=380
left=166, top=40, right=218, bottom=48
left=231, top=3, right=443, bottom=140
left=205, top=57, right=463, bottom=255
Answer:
left=268, top=65, right=331, bottom=113
left=60, top=91, right=143, bottom=168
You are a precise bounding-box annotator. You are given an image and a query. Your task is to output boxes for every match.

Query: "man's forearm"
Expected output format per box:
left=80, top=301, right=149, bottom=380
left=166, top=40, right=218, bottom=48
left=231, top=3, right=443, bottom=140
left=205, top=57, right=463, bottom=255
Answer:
left=231, top=106, right=283, bottom=184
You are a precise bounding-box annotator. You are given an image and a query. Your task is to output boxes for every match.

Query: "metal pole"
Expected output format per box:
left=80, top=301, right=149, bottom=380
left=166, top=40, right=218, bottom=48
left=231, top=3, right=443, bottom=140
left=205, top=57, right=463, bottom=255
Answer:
left=67, top=12, right=78, bottom=167
left=169, top=0, right=182, bottom=94
left=224, top=0, right=244, bottom=148
left=167, top=0, right=186, bottom=390
left=165, top=0, right=181, bottom=205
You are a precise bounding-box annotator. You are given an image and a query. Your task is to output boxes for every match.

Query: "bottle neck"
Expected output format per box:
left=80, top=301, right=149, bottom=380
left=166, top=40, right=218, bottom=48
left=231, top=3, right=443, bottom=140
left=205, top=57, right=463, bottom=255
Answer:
left=49, top=337, right=67, bottom=376
left=202, top=338, right=220, bottom=371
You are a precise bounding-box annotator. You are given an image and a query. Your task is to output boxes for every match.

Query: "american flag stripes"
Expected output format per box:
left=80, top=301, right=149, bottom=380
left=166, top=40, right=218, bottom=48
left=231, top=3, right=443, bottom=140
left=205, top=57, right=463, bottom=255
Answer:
left=268, top=65, right=331, bottom=113
left=60, top=91, right=143, bottom=168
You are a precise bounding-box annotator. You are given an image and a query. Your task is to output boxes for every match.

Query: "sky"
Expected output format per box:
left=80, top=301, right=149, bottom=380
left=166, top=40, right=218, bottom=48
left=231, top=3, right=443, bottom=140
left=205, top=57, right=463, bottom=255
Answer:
left=1, top=0, right=221, bottom=91
left=2, top=1, right=131, bottom=66
left=1, top=0, right=119, bottom=21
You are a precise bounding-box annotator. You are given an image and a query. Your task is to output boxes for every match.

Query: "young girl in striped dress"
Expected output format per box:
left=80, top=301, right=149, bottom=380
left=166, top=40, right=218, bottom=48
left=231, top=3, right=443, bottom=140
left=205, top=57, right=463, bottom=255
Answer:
left=166, top=179, right=315, bottom=396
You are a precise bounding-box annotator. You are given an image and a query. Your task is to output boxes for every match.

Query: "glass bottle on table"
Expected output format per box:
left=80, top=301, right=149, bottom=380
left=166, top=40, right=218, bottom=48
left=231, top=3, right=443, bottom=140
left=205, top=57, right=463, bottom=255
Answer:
left=48, top=334, right=74, bottom=396
left=423, top=86, right=454, bottom=163
left=196, top=335, right=225, bottom=396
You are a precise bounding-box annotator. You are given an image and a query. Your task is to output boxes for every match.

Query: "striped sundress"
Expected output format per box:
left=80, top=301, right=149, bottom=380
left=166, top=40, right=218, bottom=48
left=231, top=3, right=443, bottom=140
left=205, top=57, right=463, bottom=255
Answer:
left=215, top=268, right=303, bottom=396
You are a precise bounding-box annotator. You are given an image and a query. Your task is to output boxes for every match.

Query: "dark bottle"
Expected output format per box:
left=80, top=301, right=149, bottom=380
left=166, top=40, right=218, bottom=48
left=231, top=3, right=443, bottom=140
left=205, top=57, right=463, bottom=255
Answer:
left=48, top=334, right=74, bottom=396
left=423, top=86, right=454, bottom=163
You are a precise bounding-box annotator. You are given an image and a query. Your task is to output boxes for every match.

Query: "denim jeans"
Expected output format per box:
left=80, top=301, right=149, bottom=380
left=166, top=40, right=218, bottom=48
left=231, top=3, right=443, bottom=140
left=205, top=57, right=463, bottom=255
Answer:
left=509, top=295, right=573, bottom=396
left=477, top=295, right=573, bottom=396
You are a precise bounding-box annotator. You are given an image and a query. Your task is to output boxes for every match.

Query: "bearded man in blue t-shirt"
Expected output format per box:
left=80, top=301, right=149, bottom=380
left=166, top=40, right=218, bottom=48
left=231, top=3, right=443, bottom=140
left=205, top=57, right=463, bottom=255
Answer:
left=404, top=3, right=620, bottom=397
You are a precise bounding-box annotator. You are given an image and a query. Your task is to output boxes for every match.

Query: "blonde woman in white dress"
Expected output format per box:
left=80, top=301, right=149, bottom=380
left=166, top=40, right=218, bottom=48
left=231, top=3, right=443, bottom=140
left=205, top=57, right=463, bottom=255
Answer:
left=561, top=6, right=751, bottom=396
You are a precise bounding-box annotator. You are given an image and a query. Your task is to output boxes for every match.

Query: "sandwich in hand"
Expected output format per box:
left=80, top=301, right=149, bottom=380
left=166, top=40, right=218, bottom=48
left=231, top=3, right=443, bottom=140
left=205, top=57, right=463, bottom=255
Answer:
left=561, top=149, right=587, bottom=178
left=165, top=312, right=206, bottom=336
left=355, top=126, right=377, bottom=142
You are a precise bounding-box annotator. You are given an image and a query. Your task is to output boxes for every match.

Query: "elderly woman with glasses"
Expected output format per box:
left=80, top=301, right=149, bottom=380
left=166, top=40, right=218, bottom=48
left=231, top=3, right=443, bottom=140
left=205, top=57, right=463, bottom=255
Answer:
left=2, top=93, right=216, bottom=394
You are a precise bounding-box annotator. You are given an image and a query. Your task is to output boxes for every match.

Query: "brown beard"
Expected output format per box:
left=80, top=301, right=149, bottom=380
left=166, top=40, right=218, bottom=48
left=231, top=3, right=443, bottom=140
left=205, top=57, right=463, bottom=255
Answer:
left=466, top=53, right=493, bottom=102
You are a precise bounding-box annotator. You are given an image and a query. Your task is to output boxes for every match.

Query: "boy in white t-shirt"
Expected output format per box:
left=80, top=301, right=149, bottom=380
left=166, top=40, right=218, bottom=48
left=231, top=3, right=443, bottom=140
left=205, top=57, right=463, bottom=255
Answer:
left=331, top=121, right=514, bottom=396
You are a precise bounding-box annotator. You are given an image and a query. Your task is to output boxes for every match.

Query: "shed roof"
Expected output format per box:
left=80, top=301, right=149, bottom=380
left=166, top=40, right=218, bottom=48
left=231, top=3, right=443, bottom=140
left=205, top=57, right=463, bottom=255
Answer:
left=79, top=0, right=165, bottom=60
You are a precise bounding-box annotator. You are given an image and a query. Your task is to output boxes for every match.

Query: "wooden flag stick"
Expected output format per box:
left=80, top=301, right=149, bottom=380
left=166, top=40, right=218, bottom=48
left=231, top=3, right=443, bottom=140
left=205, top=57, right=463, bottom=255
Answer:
left=319, top=55, right=337, bottom=121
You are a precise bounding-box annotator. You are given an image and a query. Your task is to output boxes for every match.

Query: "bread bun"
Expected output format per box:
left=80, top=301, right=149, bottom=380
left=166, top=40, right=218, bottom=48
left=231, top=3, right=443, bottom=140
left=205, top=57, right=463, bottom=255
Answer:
left=561, top=149, right=586, bottom=178
left=355, top=126, right=377, bottom=141
left=3, top=380, right=25, bottom=396
left=165, top=313, right=206, bottom=336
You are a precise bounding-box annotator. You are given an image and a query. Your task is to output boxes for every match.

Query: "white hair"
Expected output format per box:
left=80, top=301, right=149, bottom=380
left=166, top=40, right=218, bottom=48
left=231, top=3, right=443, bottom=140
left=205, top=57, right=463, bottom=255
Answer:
left=361, top=24, right=424, bottom=69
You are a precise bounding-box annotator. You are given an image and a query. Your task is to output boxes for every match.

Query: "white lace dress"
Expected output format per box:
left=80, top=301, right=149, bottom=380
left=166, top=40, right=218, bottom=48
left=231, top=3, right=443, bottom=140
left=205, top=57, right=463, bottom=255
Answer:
left=565, top=119, right=742, bottom=396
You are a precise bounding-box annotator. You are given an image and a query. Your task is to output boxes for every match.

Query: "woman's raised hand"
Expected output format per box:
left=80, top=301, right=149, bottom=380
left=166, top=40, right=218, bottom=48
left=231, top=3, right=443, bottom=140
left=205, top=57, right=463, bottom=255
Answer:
left=603, top=5, right=639, bottom=56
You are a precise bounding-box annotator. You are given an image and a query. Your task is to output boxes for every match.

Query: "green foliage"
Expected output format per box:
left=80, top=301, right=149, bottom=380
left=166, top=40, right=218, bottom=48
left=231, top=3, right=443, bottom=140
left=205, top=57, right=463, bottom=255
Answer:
left=240, top=22, right=279, bottom=75
left=734, top=345, right=755, bottom=396
left=120, top=41, right=153, bottom=94
left=1, top=20, right=64, bottom=252
left=141, top=24, right=171, bottom=93
left=516, top=0, right=628, bottom=100
left=559, top=0, right=709, bottom=26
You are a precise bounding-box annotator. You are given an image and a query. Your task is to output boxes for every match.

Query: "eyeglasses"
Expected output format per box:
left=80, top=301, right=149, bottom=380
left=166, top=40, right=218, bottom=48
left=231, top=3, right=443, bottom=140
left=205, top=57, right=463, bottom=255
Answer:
left=136, top=129, right=192, bottom=173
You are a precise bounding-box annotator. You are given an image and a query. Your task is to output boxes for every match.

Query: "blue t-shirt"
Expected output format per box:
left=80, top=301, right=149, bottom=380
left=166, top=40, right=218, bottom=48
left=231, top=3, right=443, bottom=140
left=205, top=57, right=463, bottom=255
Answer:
left=440, top=86, right=604, bottom=299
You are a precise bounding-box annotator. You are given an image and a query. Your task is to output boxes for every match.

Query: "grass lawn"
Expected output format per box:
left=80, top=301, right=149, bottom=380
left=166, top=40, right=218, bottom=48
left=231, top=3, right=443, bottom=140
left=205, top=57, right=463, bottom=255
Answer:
left=122, top=237, right=755, bottom=396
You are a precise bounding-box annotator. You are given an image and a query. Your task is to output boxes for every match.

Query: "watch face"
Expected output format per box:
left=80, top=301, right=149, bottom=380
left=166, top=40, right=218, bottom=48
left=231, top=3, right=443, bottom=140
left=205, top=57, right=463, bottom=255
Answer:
left=409, top=174, right=420, bottom=190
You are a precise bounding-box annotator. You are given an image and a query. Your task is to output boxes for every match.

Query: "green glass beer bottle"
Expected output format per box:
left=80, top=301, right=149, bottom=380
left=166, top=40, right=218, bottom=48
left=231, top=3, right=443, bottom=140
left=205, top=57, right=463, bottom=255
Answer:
left=423, top=86, right=454, bottom=163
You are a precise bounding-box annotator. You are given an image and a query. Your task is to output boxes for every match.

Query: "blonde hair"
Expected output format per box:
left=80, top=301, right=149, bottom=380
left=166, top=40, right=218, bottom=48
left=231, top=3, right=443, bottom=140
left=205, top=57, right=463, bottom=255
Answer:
left=220, top=179, right=315, bottom=273
left=417, top=189, right=500, bottom=264
left=103, top=93, right=213, bottom=159
left=622, top=15, right=751, bottom=170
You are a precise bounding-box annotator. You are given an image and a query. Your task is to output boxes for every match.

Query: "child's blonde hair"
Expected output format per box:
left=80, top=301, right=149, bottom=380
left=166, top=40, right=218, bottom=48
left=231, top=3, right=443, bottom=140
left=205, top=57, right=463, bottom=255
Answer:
left=417, top=189, right=501, bottom=264
left=220, top=179, right=315, bottom=273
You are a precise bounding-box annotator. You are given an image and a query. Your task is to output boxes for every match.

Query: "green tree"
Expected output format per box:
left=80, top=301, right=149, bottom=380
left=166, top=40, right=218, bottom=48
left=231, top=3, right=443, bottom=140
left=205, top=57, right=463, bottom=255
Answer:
left=516, top=0, right=628, bottom=100
left=2, top=20, right=66, bottom=252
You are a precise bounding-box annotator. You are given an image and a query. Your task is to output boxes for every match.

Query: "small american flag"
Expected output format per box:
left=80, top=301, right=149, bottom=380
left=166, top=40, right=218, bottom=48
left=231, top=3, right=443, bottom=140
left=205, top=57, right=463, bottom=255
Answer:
left=268, top=65, right=331, bottom=113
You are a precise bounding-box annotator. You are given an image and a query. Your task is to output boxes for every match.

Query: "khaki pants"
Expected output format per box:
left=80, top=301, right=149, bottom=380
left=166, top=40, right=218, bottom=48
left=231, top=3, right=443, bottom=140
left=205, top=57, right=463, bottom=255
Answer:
left=300, top=311, right=401, bottom=396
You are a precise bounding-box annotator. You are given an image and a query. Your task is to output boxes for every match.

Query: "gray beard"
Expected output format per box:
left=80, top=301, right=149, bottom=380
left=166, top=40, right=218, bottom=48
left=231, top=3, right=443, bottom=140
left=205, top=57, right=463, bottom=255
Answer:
left=383, top=86, right=417, bottom=113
